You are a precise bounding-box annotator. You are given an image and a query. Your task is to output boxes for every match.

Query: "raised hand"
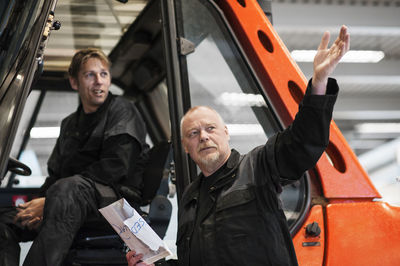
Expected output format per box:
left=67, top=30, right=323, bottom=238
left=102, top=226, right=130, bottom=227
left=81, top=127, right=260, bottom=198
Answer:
left=312, top=25, right=350, bottom=94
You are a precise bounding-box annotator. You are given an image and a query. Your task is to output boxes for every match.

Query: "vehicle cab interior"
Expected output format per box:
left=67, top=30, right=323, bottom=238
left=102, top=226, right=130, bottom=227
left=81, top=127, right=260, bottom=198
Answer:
left=1, top=0, right=311, bottom=264
left=1, top=0, right=400, bottom=265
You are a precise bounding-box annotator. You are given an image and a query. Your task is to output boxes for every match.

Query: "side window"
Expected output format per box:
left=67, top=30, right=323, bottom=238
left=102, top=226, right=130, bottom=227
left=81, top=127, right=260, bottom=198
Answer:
left=4, top=84, right=127, bottom=189
left=176, top=0, right=308, bottom=230
left=2, top=84, right=127, bottom=189
left=2, top=90, right=78, bottom=188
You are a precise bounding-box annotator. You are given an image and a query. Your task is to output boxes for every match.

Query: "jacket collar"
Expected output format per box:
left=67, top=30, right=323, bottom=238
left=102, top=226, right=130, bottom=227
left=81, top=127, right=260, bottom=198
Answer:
left=180, top=149, right=241, bottom=206
left=211, top=149, right=241, bottom=190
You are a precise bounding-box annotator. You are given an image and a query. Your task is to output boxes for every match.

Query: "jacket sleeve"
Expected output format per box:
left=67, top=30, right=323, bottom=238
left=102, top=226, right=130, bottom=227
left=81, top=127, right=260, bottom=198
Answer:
left=268, top=78, right=338, bottom=182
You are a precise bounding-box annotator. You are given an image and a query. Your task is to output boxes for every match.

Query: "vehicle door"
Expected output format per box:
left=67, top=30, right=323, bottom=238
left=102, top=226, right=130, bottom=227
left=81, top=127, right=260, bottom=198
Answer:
left=0, top=0, right=58, bottom=203
left=163, top=0, right=311, bottom=248
left=161, top=0, right=400, bottom=265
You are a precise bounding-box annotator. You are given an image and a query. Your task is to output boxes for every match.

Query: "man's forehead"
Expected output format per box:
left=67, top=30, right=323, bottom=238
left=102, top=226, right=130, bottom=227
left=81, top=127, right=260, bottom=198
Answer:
left=186, top=119, right=217, bottom=129
left=190, top=108, right=220, bottom=120
left=80, top=58, right=109, bottom=71
left=184, top=109, right=222, bottom=128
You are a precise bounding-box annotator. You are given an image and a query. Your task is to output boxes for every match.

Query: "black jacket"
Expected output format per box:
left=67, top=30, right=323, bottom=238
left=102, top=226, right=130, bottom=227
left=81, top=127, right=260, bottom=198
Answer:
left=40, top=93, right=148, bottom=200
left=174, top=79, right=338, bottom=266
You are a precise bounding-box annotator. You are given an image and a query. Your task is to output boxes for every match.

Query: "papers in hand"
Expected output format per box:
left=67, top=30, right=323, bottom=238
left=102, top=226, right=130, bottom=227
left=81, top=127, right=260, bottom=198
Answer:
left=99, top=198, right=172, bottom=264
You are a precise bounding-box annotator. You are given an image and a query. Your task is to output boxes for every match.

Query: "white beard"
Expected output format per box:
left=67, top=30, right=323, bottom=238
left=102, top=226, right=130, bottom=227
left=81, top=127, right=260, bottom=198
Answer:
left=198, top=151, right=221, bottom=173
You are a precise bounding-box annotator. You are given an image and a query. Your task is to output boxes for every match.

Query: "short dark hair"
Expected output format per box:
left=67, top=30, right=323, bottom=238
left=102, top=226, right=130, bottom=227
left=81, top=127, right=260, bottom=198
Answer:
left=68, top=48, right=110, bottom=79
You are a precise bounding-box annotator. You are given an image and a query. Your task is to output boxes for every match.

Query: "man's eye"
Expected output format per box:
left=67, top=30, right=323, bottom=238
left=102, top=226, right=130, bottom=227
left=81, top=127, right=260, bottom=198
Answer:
left=207, top=126, right=215, bottom=131
left=101, top=72, right=109, bottom=77
left=86, top=73, right=94, bottom=78
left=189, top=131, right=198, bottom=137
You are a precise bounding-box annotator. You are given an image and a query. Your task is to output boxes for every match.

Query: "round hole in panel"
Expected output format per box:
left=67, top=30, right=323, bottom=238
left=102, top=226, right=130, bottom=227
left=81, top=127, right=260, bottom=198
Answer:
left=288, top=80, right=304, bottom=105
left=257, top=30, right=274, bottom=53
left=325, top=141, right=346, bottom=173
left=237, top=0, right=246, bottom=7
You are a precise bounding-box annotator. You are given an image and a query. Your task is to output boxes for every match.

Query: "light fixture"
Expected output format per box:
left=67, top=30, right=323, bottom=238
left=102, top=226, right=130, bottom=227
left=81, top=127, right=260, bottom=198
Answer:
left=355, top=123, right=400, bottom=134
left=30, top=127, right=60, bottom=139
left=291, top=50, right=385, bottom=63
left=217, top=92, right=266, bottom=107
left=226, top=124, right=264, bottom=136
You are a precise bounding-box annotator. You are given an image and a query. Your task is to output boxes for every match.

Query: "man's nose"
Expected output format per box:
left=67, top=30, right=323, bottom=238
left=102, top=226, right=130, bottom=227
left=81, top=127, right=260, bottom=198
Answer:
left=199, top=130, right=209, bottom=142
left=94, top=73, right=104, bottom=84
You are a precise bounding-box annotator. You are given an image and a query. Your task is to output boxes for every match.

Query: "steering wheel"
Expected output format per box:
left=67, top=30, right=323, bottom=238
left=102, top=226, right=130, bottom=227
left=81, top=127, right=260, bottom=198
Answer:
left=7, top=157, right=32, bottom=176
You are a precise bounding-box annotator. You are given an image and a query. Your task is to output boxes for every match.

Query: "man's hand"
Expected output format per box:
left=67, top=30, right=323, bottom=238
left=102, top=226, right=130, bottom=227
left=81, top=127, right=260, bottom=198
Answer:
left=126, top=250, right=154, bottom=266
left=312, top=25, right=350, bottom=94
left=14, top=197, right=45, bottom=230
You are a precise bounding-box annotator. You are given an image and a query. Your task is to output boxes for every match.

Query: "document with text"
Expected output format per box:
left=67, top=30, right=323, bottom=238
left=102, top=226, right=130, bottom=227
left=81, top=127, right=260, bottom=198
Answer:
left=99, top=198, right=172, bottom=264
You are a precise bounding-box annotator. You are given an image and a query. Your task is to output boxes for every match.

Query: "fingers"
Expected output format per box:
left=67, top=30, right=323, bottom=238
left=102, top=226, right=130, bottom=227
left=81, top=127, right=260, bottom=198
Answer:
left=18, top=202, right=28, bottom=208
left=318, top=31, right=330, bottom=51
left=339, top=25, right=349, bottom=46
left=126, top=250, right=144, bottom=266
left=336, top=25, right=350, bottom=58
left=339, top=25, right=347, bottom=41
left=14, top=208, right=42, bottom=229
left=126, top=250, right=135, bottom=261
left=20, top=215, right=36, bottom=227
left=15, top=208, right=32, bottom=219
left=26, top=217, right=42, bottom=230
left=344, top=28, right=350, bottom=53
left=14, top=212, right=30, bottom=224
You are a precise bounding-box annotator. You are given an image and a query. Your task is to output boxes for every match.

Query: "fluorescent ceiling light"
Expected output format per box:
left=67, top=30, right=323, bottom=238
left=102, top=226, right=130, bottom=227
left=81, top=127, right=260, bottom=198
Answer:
left=217, top=92, right=266, bottom=107
left=355, top=123, right=400, bottom=134
left=30, top=127, right=60, bottom=139
left=226, top=124, right=264, bottom=136
left=291, top=50, right=385, bottom=63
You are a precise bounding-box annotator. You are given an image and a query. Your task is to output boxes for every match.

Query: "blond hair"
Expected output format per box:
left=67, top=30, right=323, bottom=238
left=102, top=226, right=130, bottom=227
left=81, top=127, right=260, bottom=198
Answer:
left=68, top=48, right=110, bottom=79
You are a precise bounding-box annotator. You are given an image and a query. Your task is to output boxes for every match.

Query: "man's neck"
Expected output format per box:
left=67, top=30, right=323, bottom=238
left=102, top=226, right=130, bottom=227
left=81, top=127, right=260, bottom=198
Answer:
left=201, top=150, right=231, bottom=177
left=81, top=92, right=112, bottom=114
left=82, top=106, right=98, bottom=114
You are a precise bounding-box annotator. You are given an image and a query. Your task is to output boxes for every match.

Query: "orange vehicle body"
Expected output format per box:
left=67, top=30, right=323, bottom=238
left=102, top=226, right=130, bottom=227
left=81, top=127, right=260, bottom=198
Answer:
left=214, top=0, right=400, bottom=264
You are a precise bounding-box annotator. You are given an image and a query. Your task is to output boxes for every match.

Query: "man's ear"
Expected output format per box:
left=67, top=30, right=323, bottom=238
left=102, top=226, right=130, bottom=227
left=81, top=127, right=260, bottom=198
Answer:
left=224, top=125, right=230, bottom=141
left=69, top=76, right=78, bottom=91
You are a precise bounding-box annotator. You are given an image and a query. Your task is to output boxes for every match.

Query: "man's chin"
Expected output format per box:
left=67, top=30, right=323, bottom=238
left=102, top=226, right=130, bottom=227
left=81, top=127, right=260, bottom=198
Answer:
left=92, top=97, right=106, bottom=106
left=198, top=153, right=220, bottom=168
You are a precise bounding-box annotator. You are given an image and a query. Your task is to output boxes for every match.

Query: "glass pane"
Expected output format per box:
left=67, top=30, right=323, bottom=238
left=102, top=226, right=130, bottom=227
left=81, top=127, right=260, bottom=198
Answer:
left=178, top=0, right=307, bottom=229
left=180, top=1, right=278, bottom=153
left=6, top=85, right=124, bottom=188
left=6, top=90, right=79, bottom=188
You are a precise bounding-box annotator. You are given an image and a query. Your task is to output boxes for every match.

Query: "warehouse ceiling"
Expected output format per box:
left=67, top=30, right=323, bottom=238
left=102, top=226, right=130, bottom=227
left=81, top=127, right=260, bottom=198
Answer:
left=41, top=0, right=400, bottom=157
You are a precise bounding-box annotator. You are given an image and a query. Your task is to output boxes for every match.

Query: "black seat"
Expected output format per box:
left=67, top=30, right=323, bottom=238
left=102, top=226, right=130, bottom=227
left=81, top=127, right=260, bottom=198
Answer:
left=65, top=141, right=173, bottom=266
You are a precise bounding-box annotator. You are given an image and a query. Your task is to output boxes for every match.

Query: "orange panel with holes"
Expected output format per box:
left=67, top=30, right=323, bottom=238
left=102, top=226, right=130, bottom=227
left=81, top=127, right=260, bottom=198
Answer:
left=215, top=0, right=380, bottom=199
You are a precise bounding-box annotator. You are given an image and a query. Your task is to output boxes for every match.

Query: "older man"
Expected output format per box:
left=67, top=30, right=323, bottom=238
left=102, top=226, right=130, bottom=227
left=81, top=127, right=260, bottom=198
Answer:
left=128, top=25, right=349, bottom=266
left=0, top=48, right=148, bottom=266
